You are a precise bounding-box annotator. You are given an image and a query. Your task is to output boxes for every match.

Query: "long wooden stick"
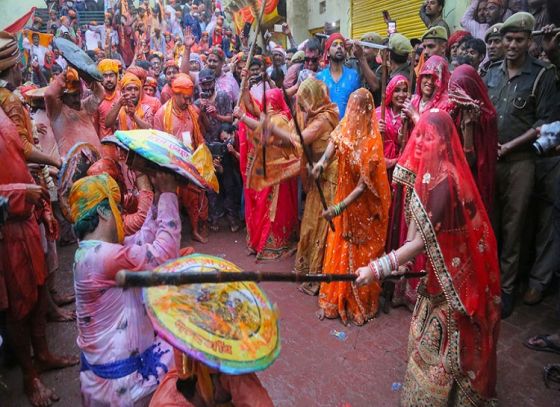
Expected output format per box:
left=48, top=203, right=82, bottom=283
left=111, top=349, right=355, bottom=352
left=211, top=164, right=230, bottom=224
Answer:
left=532, top=28, right=560, bottom=36
left=115, top=270, right=427, bottom=287
left=235, top=0, right=267, bottom=107
left=399, top=50, right=416, bottom=147
left=280, top=85, right=335, bottom=232
left=380, top=49, right=388, bottom=121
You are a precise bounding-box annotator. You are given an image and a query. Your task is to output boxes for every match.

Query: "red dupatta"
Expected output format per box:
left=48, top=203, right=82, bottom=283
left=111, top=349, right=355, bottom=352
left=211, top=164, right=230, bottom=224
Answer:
left=375, top=74, right=409, bottom=160
left=448, top=64, right=498, bottom=213
left=411, top=55, right=450, bottom=113
left=393, top=109, right=500, bottom=403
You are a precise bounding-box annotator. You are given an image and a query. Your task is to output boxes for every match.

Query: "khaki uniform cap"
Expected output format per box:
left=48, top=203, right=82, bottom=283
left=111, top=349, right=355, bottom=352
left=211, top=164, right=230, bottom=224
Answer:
left=500, top=12, right=536, bottom=33
left=389, top=33, right=413, bottom=56
left=421, top=26, right=448, bottom=42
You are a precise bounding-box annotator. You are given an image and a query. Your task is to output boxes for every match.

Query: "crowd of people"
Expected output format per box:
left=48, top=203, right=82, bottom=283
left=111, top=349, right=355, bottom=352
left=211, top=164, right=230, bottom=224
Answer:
left=1, top=0, right=559, bottom=406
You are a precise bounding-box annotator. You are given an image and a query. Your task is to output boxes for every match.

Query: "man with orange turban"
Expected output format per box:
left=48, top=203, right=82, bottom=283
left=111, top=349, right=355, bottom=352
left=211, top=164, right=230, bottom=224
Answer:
left=69, top=172, right=180, bottom=406
left=160, top=59, right=180, bottom=104
left=127, top=64, right=162, bottom=114
left=154, top=73, right=208, bottom=243
left=105, top=72, right=153, bottom=131
left=44, top=66, right=104, bottom=156
left=94, top=59, right=120, bottom=153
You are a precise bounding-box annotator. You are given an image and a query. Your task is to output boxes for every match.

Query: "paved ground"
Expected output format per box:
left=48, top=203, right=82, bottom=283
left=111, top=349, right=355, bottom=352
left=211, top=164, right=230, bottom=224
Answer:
left=1, top=226, right=560, bottom=406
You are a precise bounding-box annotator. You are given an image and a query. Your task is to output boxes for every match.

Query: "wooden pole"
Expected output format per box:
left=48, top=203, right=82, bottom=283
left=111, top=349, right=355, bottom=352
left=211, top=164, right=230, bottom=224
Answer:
left=235, top=0, right=267, bottom=108
left=115, top=270, right=427, bottom=287
left=280, top=85, right=335, bottom=232
left=532, top=27, right=560, bottom=36
left=399, top=50, right=416, bottom=147
left=380, top=49, right=388, bottom=122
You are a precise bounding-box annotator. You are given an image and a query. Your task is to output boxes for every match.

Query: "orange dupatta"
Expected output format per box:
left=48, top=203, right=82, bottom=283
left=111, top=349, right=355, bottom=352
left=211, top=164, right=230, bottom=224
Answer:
left=162, top=99, right=204, bottom=148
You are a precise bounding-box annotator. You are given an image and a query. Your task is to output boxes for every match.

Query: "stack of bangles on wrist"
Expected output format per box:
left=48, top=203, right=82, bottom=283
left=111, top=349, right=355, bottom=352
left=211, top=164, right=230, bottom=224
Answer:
left=368, top=250, right=399, bottom=280
left=331, top=202, right=346, bottom=216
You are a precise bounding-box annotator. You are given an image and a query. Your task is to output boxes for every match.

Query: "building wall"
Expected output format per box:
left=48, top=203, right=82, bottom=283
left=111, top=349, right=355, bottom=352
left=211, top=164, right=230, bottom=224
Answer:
left=307, top=0, right=351, bottom=37
left=286, top=0, right=309, bottom=44
left=287, top=0, right=469, bottom=43
left=0, top=0, right=44, bottom=31
left=444, top=0, right=470, bottom=33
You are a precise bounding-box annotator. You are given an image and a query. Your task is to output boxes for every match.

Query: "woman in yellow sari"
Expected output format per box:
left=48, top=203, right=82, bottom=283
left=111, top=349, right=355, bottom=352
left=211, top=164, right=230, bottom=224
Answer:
left=263, top=78, right=340, bottom=295
left=314, top=88, right=391, bottom=325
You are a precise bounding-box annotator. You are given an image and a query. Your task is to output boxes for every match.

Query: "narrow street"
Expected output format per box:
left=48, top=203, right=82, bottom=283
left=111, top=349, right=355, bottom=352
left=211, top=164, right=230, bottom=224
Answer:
left=2, top=227, right=559, bottom=406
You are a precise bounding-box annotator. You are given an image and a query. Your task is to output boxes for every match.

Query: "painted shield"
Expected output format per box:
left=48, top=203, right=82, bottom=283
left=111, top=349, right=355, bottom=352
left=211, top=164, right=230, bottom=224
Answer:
left=115, top=129, right=208, bottom=189
left=57, top=142, right=101, bottom=221
left=143, top=254, right=280, bottom=374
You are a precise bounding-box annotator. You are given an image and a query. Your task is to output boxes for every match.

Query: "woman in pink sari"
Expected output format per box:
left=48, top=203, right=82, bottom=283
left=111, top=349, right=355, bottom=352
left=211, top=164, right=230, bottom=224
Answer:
left=376, top=74, right=410, bottom=180
left=403, top=55, right=450, bottom=126
left=235, top=88, right=299, bottom=260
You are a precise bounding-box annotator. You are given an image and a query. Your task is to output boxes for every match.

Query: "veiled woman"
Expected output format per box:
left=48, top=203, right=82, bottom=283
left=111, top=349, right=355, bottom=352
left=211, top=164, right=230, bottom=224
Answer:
left=403, top=55, right=450, bottom=126
left=356, top=109, right=501, bottom=406
left=447, top=64, right=498, bottom=213
left=263, top=78, right=340, bottom=295
left=316, top=89, right=391, bottom=325
left=376, top=74, right=410, bottom=179
left=235, top=88, right=299, bottom=260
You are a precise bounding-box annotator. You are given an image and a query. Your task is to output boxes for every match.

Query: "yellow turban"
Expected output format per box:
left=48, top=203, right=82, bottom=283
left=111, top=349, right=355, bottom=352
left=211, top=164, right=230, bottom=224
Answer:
left=98, top=59, right=120, bottom=74
left=120, top=72, right=142, bottom=90
left=171, top=73, right=194, bottom=96
left=69, top=174, right=124, bottom=243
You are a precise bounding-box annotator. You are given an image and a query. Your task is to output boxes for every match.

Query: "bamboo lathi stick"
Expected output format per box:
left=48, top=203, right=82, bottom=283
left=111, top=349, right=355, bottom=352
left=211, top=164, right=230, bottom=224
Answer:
left=115, top=270, right=427, bottom=288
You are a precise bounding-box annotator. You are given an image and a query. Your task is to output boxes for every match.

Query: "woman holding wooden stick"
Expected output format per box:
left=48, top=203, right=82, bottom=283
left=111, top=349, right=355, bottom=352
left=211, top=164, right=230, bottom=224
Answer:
left=376, top=74, right=410, bottom=180
left=315, top=88, right=391, bottom=325
left=356, top=110, right=500, bottom=405
left=262, top=78, right=340, bottom=296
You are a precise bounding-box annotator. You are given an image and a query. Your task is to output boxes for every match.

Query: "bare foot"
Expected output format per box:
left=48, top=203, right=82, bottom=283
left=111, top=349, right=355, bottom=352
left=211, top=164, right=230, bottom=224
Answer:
left=298, top=282, right=319, bottom=296
left=47, top=306, right=76, bottom=323
left=192, top=231, right=208, bottom=244
left=35, top=353, right=79, bottom=373
left=246, top=247, right=256, bottom=256
left=315, top=309, right=325, bottom=321
left=24, top=376, right=59, bottom=407
left=51, top=291, right=75, bottom=307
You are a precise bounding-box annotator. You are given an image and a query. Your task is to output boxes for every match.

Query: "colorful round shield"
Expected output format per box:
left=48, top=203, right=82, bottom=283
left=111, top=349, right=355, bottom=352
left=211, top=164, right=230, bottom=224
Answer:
left=143, top=254, right=280, bottom=374
left=57, top=142, right=101, bottom=221
left=115, top=129, right=208, bottom=189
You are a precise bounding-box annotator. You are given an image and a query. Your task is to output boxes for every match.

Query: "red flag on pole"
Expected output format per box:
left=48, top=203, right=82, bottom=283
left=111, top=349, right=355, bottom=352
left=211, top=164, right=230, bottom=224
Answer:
left=3, top=7, right=37, bottom=34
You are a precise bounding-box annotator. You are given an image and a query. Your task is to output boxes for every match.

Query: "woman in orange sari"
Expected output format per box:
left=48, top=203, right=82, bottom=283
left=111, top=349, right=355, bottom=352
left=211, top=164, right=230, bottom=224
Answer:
left=356, top=109, right=500, bottom=405
left=315, top=89, right=391, bottom=325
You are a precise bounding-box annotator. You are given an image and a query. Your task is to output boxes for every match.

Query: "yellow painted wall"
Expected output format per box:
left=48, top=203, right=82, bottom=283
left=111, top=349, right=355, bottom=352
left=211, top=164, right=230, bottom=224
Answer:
left=0, top=0, right=45, bottom=31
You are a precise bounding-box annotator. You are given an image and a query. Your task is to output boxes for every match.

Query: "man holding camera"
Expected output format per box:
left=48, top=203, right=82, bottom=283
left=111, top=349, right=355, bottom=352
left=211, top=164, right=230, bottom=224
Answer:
left=483, top=12, right=557, bottom=317
left=194, top=69, right=240, bottom=233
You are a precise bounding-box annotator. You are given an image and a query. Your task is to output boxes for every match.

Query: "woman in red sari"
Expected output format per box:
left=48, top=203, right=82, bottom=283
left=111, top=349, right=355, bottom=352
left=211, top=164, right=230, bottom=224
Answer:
left=389, top=55, right=451, bottom=310
left=403, top=55, right=450, bottom=126
left=448, top=64, right=498, bottom=213
left=376, top=74, right=410, bottom=179
left=357, top=109, right=501, bottom=406
left=236, top=88, right=299, bottom=260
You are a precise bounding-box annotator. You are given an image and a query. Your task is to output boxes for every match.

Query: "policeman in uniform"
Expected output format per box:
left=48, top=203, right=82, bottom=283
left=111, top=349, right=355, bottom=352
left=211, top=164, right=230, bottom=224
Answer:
left=480, top=23, right=505, bottom=77
left=420, top=26, right=448, bottom=60
left=388, top=33, right=414, bottom=80
left=483, top=12, right=557, bottom=318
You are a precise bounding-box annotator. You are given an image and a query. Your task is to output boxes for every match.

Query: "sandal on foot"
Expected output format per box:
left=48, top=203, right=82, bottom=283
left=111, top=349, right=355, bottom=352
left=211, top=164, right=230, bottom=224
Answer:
left=523, top=334, right=560, bottom=355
